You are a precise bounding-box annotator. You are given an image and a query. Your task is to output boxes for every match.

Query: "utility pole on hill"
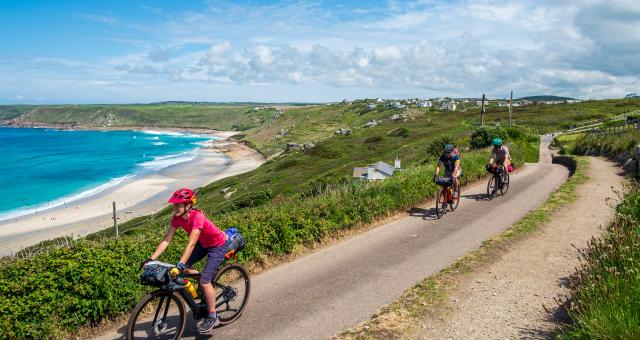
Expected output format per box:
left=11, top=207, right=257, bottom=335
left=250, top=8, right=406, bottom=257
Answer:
left=481, top=93, right=485, bottom=126
left=509, top=90, right=513, bottom=126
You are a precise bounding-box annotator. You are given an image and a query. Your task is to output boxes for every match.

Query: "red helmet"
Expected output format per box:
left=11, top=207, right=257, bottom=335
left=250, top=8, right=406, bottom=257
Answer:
left=168, top=188, right=196, bottom=204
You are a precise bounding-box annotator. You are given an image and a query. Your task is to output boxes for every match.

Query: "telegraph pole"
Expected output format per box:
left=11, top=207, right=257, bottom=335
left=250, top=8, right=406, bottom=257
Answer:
left=480, top=93, right=485, bottom=126
left=508, top=90, right=513, bottom=126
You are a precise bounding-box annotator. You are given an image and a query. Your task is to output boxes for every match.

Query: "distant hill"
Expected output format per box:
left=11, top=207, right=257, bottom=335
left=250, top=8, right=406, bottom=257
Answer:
left=518, top=95, right=576, bottom=102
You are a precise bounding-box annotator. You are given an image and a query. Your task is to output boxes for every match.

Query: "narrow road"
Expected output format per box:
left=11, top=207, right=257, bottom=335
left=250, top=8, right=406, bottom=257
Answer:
left=100, top=136, right=569, bottom=340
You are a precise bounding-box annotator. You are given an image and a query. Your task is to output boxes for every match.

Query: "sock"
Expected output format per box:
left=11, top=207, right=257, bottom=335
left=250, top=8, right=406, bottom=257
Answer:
left=209, top=311, right=217, bottom=319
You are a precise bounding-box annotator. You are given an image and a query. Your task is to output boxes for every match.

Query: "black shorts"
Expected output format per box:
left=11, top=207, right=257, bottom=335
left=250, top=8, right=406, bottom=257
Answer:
left=185, top=240, right=229, bottom=284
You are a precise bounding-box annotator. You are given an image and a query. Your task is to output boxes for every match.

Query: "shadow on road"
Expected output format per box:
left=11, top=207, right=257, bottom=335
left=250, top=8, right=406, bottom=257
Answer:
left=407, top=207, right=439, bottom=220
left=461, top=193, right=489, bottom=201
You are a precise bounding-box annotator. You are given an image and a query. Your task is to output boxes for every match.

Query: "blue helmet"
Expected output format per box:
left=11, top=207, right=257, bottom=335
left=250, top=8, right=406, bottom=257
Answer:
left=492, top=138, right=502, bottom=146
left=444, top=143, right=455, bottom=153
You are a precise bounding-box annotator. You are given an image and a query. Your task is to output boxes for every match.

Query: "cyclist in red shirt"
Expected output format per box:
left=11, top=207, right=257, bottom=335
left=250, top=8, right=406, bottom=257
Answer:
left=143, top=188, right=228, bottom=334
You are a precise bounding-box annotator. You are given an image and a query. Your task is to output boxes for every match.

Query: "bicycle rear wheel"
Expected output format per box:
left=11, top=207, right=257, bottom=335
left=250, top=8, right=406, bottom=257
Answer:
left=500, top=172, right=510, bottom=195
left=487, top=175, right=497, bottom=200
left=215, top=264, right=251, bottom=325
left=127, top=290, right=186, bottom=340
left=435, top=189, right=446, bottom=218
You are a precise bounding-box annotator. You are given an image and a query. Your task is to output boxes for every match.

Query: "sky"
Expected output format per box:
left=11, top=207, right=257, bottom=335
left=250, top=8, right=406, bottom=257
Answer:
left=1, top=0, right=639, bottom=104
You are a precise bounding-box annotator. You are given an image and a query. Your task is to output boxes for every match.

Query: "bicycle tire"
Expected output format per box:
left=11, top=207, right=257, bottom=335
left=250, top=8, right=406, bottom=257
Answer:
left=487, top=175, right=497, bottom=200
left=450, top=183, right=461, bottom=211
left=215, top=264, right=251, bottom=325
left=500, top=172, right=510, bottom=195
left=127, top=290, right=186, bottom=340
left=435, top=189, right=446, bottom=218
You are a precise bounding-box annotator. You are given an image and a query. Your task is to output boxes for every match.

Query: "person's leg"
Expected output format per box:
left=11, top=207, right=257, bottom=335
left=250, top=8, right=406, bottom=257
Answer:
left=197, top=243, right=229, bottom=333
left=184, top=242, right=206, bottom=274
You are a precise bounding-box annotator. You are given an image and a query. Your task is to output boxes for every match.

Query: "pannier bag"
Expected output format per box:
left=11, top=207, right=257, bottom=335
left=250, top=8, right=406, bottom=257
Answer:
left=224, top=227, right=246, bottom=259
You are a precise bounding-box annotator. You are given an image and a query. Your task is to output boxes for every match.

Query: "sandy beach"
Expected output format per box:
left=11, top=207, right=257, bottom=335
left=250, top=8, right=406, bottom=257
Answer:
left=0, top=135, right=264, bottom=256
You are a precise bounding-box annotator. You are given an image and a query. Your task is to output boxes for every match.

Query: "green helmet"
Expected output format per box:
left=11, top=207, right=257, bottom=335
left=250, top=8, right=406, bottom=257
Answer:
left=492, top=138, right=503, bottom=146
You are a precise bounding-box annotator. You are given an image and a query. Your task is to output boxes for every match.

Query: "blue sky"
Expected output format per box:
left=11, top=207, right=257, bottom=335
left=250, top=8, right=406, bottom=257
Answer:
left=1, top=0, right=639, bottom=104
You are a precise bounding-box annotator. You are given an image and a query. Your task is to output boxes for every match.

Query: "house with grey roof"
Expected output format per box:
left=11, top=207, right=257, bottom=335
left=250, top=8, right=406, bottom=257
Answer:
left=353, top=157, right=402, bottom=181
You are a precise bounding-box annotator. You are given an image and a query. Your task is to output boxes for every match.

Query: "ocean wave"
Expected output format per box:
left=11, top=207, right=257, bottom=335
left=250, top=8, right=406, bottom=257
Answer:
left=141, top=130, right=204, bottom=138
left=138, top=151, right=198, bottom=172
left=152, top=142, right=167, bottom=146
left=0, top=175, right=135, bottom=222
left=141, top=130, right=184, bottom=137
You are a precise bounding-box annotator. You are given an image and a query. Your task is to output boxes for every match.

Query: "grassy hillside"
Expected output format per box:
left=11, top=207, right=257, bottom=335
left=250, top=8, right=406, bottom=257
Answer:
left=5, top=103, right=277, bottom=131
left=461, top=99, right=640, bottom=134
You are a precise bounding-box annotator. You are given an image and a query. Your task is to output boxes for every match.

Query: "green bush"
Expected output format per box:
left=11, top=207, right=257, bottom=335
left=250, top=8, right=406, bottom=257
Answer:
left=470, top=127, right=509, bottom=149
left=425, top=135, right=455, bottom=157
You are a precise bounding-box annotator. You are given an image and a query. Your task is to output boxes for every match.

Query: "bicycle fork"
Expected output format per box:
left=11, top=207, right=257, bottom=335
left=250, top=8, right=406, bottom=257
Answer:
left=152, top=296, right=172, bottom=336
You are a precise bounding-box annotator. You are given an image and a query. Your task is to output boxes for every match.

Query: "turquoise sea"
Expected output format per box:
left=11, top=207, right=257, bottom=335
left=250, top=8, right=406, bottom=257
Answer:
left=0, top=127, right=213, bottom=220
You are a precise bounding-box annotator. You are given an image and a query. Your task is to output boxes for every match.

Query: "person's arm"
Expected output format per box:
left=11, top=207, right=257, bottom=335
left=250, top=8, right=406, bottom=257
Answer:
left=179, top=228, right=201, bottom=266
left=453, top=160, right=460, bottom=177
left=150, top=227, right=177, bottom=260
left=434, top=160, right=442, bottom=179
left=489, top=150, right=496, bottom=165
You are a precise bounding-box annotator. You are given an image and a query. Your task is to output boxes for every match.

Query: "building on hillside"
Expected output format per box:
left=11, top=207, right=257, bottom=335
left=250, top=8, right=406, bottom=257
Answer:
left=377, top=98, right=384, bottom=102
left=367, top=103, right=377, bottom=110
left=441, top=100, right=457, bottom=111
left=353, top=157, right=402, bottom=181
left=417, top=100, right=432, bottom=108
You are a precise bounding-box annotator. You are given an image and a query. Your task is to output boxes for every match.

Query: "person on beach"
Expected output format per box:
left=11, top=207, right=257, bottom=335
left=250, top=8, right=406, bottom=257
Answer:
left=142, top=188, right=228, bottom=334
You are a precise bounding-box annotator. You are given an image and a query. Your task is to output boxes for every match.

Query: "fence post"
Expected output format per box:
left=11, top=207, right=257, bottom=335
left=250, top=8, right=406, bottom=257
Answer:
left=113, top=201, right=118, bottom=238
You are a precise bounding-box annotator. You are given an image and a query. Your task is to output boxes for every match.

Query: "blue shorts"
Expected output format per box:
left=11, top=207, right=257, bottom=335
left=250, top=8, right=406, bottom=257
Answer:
left=185, top=240, right=229, bottom=284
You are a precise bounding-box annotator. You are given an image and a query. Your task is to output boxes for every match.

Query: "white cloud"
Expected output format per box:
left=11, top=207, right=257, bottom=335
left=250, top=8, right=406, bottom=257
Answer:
left=3, top=0, right=640, bottom=103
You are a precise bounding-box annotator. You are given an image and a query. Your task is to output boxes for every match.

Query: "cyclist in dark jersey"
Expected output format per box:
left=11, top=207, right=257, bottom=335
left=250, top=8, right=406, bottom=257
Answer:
left=434, top=144, right=461, bottom=189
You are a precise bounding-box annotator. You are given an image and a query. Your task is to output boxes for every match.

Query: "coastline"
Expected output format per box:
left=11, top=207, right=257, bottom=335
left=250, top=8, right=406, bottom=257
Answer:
left=0, top=133, right=264, bottom=256
left=1, top=120, right=241, bottom=139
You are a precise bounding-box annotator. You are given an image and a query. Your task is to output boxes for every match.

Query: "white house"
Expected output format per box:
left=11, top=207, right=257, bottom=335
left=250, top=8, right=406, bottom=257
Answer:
left=441, top=100, right=457, bottom=111
left=417, top=100, right=432, bottom=108
left=353, top=158, right=402, bottom=181
left=367, top=103, right=377, bottom=110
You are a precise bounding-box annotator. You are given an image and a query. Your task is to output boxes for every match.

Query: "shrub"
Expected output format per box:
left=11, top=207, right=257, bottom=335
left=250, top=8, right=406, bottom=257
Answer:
left=425, top=135, right=455, bottom=157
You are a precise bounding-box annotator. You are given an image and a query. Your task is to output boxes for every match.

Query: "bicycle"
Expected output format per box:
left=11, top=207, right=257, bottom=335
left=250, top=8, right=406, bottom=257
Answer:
left=486, top=164, right=510, bottom=200
left=434, top=177, right=460, bottom=218
left=127, top=253, right=250, bottom=339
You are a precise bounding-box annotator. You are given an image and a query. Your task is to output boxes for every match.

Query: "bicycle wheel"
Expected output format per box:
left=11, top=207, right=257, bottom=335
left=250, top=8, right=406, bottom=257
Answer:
left=435, top=189, right=446, bottom=218
left=500, top=172, right=510, bottom=195
left=450, top=183, right=461, bottom=211
left=487, top=175, right=497, bottom=200
left=127, top=290, right=186, bottom=340
left=215, top=264, right=251, bottom=325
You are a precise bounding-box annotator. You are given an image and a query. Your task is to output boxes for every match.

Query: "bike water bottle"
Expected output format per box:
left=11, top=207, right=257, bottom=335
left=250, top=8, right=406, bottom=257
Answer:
left=184, top=279, right=198, bottom=298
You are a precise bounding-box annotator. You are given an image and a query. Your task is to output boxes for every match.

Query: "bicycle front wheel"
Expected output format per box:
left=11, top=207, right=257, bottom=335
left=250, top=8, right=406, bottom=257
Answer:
left=435, top=189, right=446, bottom=218
left=215, top=264, right=251, bottom=325
left=450, top=183, right=461, bottom=211
left=500, top=172, right=510, bottom=195
left=127, top=290, right=186, bottom=340
left=487, top=175, right=497, bottom=200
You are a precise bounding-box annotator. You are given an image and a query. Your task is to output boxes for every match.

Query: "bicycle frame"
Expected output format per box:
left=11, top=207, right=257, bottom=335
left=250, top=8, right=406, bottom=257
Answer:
left=172, top=273, right=237, bottom=320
